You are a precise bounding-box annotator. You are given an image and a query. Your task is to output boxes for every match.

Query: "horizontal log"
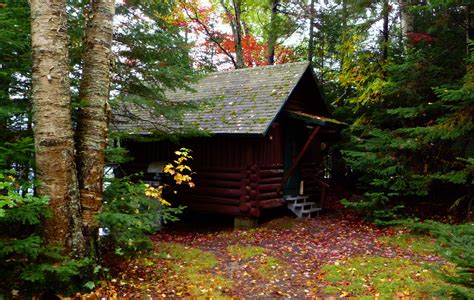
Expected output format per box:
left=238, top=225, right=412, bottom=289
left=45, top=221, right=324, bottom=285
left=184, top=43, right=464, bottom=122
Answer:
left=196, top=172, right=245, bottom=181
left=258, top=169, right=284, bottom=178
left=192, top=186, right=242, bottom=198
left=249, top=190, right=259, bottom=199
left=260, top=177, right=283, bottom=184
left=177, top=194, right=240, bottom=206
left=198, top=167, right=244, bottom=173
left=239, top=202, right=251, bottom=212
left=240, top=194, right=250, bottom=203
left=258, top=198, right=285, bottom=209
left=249, top=207, right=260, bottom=218
left=257, top=192, right=280, bottom=200
left=195, top=179, right=242, bottom=189
left=190, top=203, right=243, bottom=216
left=257, top=183, right=282, bottom=192
left=250, top=174, right=260, bottom=182
left=259, top=164, right=283, bottom=170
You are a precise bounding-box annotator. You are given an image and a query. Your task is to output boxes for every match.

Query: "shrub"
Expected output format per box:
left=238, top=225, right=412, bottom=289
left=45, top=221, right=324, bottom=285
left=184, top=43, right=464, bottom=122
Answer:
left=0, top=170, right=91, bottom=297
left=408, top=220, right=474, bottom=299
left=98, top=148, right=193, bottom=257
left=97, top=176, right=186, bottom=257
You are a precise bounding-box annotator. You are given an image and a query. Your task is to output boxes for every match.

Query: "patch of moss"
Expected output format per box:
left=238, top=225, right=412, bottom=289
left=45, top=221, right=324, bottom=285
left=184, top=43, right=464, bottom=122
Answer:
left=255, top=256, right=284, bottom=278
left=378, top=234, right=437, bottom=255
left=158, top=242, right=233, bottom=297
left=320, top=256, right=453, bottom=298
left=226, top=244, right=266, bottom=259
left=225, top=244, right=285, bottom=279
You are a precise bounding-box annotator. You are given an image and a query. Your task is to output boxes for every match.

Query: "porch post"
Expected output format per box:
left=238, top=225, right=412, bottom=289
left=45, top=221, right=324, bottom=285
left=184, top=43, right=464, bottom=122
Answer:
left=281, top=126, right=321, bottom=189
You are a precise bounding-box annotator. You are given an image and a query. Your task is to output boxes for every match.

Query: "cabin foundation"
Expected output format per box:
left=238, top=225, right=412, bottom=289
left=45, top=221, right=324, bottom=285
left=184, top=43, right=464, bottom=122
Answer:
left=234, top=216, right=258, bottom=229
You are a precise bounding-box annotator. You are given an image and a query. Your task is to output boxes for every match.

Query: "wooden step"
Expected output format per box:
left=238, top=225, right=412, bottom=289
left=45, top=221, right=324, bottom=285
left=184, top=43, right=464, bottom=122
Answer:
left=288, top=202, right=316, bottom=211
left=285, top=194, right=322, bottom=218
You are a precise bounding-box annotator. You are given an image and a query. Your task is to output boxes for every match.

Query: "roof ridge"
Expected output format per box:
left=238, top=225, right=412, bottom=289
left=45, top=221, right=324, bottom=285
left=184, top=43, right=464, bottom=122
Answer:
left=213, top=61, right=309, bottom=75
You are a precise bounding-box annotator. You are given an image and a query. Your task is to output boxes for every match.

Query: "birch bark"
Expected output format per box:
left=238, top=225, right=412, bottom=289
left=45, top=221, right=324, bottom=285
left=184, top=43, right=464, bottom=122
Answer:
left=30, top=0, right=85, bottom=256
left=75, top=0, right=115, bottom=246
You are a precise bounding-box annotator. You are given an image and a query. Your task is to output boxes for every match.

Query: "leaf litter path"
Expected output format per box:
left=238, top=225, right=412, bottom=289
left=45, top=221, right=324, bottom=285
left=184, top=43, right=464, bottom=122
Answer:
left=95, top=212, right=442, bottom=298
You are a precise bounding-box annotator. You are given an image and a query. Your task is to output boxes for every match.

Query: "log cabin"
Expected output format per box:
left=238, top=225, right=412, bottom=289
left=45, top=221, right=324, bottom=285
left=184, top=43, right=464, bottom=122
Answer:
left=112, top=62, right=345, bottom=223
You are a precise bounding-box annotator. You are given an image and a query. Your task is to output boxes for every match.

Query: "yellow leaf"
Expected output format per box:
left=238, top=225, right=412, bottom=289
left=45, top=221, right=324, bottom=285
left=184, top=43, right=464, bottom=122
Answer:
left=340, top=291, right=349, bottom=297
left=160, top=199, right=172, bottom=206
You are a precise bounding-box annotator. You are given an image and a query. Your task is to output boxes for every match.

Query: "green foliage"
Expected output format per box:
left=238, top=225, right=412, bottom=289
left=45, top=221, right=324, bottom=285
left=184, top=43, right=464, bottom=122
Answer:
left=339, top=8, right=473, bottom=222
left=321, top=256, right=452, bottom=298
left=377, top=233, right=437, bottom=255
left=406, top=221, right=474, bottom=299
left=0, top=171, right=91, bottom=297
left=111, top=1, right=200, bottom=137
left=105, top=144, right=132, bottom=164
left=98, top=176, right=185, bottom=257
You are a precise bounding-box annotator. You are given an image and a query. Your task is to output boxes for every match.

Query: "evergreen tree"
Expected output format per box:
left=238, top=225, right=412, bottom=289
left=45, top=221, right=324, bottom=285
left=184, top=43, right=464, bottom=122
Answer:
left=339, top=2, right=473, bottom=222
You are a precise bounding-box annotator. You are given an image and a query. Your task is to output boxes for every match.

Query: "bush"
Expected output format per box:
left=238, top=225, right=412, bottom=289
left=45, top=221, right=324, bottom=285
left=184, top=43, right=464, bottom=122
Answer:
left=0, top=170, right=91, bottom=297
left=408, top=220, right=474, bottom=299
left=97, top=176, right=186, bottom=257
left=98, top=147, right=193, bottom=257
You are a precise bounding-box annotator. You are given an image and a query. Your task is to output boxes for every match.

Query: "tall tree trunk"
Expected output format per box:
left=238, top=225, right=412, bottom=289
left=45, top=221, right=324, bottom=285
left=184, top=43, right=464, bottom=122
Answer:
left=30, top=0, right=85, bottom=256
left=267, top=0, right=279, bottom=65
left=220, top=0, right=245, bottom=68
left=382, top=0, right=389, bottom=63
left=307, top=0, right=315, bottom=63
left=232, top=0, right=245, bottom=68
left=465, top=4, right=473, bottom=57
left=340, top=0, right=347, bottom=71
left=75, top=0, right=114, bottom=255
left=399, top=0, right=415, bottom=38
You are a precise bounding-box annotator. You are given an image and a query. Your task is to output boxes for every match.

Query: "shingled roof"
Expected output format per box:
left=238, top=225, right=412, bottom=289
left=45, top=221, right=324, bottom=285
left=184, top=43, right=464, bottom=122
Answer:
left=113, top=62, right=315, bottom=135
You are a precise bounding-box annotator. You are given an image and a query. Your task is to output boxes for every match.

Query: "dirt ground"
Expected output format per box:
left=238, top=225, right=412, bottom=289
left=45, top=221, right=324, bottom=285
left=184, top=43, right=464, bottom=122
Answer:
left=85, top=209, right=446, bottom=298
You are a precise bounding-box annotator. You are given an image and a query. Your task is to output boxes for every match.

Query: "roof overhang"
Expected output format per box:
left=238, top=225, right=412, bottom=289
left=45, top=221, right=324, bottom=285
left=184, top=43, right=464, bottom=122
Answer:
left=287, top=110, right=347, bottom=129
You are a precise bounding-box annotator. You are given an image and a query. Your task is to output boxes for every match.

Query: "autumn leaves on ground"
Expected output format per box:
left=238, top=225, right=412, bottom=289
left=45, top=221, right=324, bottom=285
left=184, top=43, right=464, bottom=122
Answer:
left=85, top=211, right=455, bottom=299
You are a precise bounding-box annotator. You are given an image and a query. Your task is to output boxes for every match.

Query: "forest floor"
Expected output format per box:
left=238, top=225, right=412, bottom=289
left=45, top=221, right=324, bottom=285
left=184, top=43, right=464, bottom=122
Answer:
left=87, top=210, right=455, bottom=299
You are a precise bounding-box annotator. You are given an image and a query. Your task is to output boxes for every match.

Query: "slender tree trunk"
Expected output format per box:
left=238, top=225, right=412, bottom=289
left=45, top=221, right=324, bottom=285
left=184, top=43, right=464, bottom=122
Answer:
left=320, top=9, right=324, bottom=78
left=340, top=0, right=347, bottom=71
left=232, top=0, right=245, bottom=68
left=465, top=4, right=473, bottom=57
left=267, top=0, right=279, bottom=65
left=30, top=0, right=85, bottom=256
left=382, top=0, right=389, bottom=63
left=75, top=0, right=114, bottom=255
left=307, top=0, right=315, bottom=63
left=399, top=0, right=415, bottom=38
left=220, top=0, right=245, bottom=68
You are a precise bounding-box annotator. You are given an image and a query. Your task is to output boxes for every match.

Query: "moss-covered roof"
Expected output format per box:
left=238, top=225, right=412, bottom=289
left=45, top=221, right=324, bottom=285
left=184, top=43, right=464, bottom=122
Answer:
left=113, top=62, right=311, bottom=135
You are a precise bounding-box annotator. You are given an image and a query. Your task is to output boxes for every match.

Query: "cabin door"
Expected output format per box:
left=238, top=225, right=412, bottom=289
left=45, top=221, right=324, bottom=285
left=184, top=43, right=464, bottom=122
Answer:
left=283, top=123, right=304, bottom=196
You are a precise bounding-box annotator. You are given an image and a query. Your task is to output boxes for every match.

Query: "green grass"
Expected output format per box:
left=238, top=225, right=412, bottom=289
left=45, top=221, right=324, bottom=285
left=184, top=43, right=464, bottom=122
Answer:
left=225, top=244, right=284, bottom=279
left=158, top=242, right=233, bottom=297
left=320, top=256, right=453, bottom=298
left=255, top=256, right=284, bottom=278
left=378, top=233, right=437, bottom=255
left=226, top=244, right=266, bottom=259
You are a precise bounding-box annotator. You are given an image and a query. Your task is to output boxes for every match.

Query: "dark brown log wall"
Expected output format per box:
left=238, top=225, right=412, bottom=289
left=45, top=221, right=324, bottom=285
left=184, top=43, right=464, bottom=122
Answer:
left=121, top=123, right=286, bottom=216
left=178, top=164, right=284, bottom=217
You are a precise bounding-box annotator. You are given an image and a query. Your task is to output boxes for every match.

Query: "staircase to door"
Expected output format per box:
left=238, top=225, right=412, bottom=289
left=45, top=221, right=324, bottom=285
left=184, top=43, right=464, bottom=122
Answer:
left=283, top=195, right=322, bottom=218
